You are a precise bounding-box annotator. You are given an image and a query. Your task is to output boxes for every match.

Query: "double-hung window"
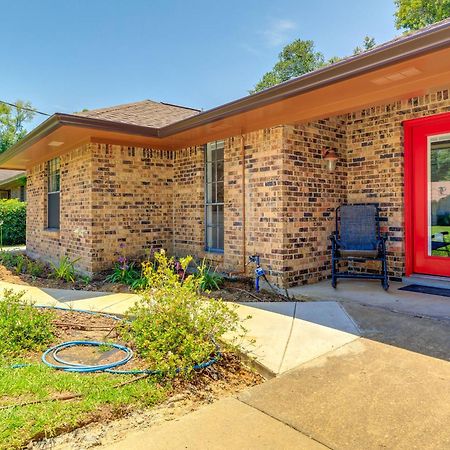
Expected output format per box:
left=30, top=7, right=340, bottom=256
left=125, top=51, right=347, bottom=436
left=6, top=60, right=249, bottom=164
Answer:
left=205, top=140, right=224, bottom=252
left=47, top=158, right=60, bottom=229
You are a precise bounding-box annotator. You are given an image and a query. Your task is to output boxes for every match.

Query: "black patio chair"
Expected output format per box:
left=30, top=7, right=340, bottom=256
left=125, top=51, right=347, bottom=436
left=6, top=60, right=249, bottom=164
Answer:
left=330, top=203, right=389, bottom=290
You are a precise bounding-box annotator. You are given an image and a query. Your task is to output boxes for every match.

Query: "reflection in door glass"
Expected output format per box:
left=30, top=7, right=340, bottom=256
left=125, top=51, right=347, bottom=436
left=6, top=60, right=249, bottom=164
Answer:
left=430, top=139, right=450, bottom=257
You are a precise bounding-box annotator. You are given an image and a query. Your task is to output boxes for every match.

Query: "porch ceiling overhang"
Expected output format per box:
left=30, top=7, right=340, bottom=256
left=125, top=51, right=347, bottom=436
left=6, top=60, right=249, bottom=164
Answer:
left=2, top=20, right=450, bottom=170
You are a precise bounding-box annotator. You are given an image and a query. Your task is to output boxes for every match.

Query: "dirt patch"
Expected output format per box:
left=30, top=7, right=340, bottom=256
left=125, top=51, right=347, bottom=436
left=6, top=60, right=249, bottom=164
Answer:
left=0, top=259, right=294, bottom=302
left=0, top=263, right=130, bottom=293
left=208, top=279, right=294, bottom=303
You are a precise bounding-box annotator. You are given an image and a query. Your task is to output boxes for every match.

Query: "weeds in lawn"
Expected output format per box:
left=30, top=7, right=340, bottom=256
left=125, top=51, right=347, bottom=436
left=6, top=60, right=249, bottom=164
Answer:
left=120, top=250, right=244, bottom=375
left=50, top=256, right=79, bottom=283
left=0, top=290, right=55, bottom=357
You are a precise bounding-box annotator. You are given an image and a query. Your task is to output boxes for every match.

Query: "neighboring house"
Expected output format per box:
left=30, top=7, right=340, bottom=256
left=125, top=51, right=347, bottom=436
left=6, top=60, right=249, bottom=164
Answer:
left=0, top=170, right=26, bottom=201
left=1, top=20, right=450, bottom=286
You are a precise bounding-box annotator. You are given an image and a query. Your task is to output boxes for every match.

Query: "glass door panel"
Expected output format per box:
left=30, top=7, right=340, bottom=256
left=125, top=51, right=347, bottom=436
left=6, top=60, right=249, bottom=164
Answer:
left=429, top=138, right=450, bottom=257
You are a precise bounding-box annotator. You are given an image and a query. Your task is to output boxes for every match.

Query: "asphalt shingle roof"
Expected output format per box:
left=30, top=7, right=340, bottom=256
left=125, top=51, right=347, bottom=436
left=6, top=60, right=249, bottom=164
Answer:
left=75, top=100, right=200, bottom=128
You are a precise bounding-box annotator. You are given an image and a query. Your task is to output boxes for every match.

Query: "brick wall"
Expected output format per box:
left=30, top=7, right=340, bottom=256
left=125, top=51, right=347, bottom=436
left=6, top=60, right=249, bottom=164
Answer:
left=89, top=144, right=174, bottom=272
left=27, top=144, right=94, bottom=271
left=281, top=118, right=348, bottom=286
left=25, top=88, right=450, bottom=285
left=344, top=88, right=450, bottom=281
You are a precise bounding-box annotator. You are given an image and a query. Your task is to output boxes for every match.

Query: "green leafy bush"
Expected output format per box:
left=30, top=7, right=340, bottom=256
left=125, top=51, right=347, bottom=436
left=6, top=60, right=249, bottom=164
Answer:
left=0, top=289, right=55, bottom=357
left=51, top=256, right=79, bottom=282
left=120, top=250, right=244, bottom=375
left=0, top=199, right=26, bottom=246
left=196, top=258, right=224, bottom=291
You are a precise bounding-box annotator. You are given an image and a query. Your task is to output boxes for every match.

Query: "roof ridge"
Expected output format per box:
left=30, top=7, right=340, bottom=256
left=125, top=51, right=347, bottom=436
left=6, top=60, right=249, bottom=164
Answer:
left=80, top=99, right=199, bottom=115
left=159, top=101, right=201, bottom=112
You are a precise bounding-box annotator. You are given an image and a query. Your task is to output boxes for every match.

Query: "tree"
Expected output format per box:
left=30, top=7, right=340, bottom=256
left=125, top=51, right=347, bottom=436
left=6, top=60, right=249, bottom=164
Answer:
left=250, top=39, right=325, bottom=93
left=353, top=36, right=376, bottom=54
left=0, top=101, right=35, bottom=153
left=395, top=0, right=450, bottom=31
left=250, top=35, right=377, bottom=93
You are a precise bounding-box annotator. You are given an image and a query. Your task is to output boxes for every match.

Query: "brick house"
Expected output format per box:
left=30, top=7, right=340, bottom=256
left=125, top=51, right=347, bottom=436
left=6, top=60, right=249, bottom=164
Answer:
left=0, top=170, right=26, bottom=201
left=1, top=20, right=450, bottom=287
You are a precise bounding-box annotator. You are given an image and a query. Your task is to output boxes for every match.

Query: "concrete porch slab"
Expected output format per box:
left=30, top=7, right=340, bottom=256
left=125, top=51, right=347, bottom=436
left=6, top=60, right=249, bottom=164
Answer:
left=289, top=279, right=450, bottom=321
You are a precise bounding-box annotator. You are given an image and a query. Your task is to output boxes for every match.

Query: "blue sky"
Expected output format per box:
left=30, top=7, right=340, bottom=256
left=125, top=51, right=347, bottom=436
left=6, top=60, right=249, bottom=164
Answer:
left=1, top=0, right=397, bottom=129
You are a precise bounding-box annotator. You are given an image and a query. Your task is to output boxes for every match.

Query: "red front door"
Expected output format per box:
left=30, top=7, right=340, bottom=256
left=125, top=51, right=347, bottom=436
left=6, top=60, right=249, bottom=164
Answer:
left=405, top=112, right=450, bottom=277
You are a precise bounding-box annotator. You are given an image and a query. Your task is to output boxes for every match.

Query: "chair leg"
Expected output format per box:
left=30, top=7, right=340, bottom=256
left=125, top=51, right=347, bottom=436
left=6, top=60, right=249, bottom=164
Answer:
left=331, top=254, right=337, bottom=288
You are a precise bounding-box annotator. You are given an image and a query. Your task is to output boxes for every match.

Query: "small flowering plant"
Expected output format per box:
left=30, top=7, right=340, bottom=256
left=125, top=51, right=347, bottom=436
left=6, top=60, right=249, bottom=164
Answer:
left=105, top=244, right=140, bottom=285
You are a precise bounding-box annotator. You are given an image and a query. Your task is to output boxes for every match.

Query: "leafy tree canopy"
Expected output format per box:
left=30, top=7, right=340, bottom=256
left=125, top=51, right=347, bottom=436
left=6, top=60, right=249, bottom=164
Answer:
left=250, top=40, right=325, bottom=93
left=0, top=101, right=35, bottom=153
left=353, top=36, right=376, bottom=54
left=250, top=36, right=376, bottom=93
left=395, top=0, right=450, bottom=31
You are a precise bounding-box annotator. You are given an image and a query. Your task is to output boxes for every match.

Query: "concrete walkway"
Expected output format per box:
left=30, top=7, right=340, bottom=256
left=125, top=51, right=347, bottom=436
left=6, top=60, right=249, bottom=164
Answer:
left=0, top=280, right=139, bottom=315
left=235, top=301, right=359, bottom=375
left=0, top=280, right=360, bottom=376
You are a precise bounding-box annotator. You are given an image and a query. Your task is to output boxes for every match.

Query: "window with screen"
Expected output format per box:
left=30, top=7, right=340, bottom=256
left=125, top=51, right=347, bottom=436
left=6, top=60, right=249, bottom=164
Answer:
left=47, top=158, right=60, bottom=229
left=205, top=140, right=224, bottom=252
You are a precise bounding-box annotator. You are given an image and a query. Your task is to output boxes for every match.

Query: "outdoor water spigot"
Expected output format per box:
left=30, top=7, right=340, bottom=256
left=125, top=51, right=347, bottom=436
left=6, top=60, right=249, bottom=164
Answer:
left=249, top=254, right=263, bottom=291
left=249, top=254, right=260, bottom=266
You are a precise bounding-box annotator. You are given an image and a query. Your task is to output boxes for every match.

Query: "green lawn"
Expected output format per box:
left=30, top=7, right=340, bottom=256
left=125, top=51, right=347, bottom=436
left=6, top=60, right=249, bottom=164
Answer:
left=0, top=363, right=167, bottom=449
left=431, top=226, right=450, bottom=257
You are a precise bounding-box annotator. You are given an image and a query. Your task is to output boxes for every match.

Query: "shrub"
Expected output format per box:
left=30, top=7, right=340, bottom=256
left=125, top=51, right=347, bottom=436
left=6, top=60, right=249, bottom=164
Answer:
left=51, top=256, right=79, bottom=282
left=120, top=250, right=244, bottom=375
left=196, top=258, right=224, bottom=291
left=0, top=289, right=55, bottom=357
left=0, top=199, right=26, bottom=246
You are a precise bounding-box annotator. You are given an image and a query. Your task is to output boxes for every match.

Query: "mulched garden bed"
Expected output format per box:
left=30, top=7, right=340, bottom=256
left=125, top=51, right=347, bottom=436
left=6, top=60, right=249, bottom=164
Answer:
left=0, top=258, right=295, bottom=302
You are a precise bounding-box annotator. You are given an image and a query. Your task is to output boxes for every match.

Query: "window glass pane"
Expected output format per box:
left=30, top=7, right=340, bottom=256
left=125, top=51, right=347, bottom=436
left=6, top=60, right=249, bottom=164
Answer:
left=206, top=226, right=218, bottom=249
left=217, top=145, right=224, bottom=162
left=206, top=162, right=213, bottom=184
left=430, top=140, right=450, bottom=257
left=205, top=141, right=224, bottom=251
left=48, top=158, right=60, bottom=193
left=206, top=205, right=214, bottom=226
left=48, top=192, right=60, bottom=229
left=217, top=160, right=224, bottom=182
left=218, top=225, right=224, bottom=251
left=217, top=204, right=224, bottom=227
left=217, top=181, right=224, bottom=203
left=206, top=183, right=213, bottom=204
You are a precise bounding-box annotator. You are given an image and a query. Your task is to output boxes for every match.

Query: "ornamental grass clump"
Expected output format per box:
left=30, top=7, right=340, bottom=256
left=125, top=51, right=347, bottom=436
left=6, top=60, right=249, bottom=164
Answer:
left=120, top=250, right=245, bottom=375
left=0, top=289, right=55, bottom=357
